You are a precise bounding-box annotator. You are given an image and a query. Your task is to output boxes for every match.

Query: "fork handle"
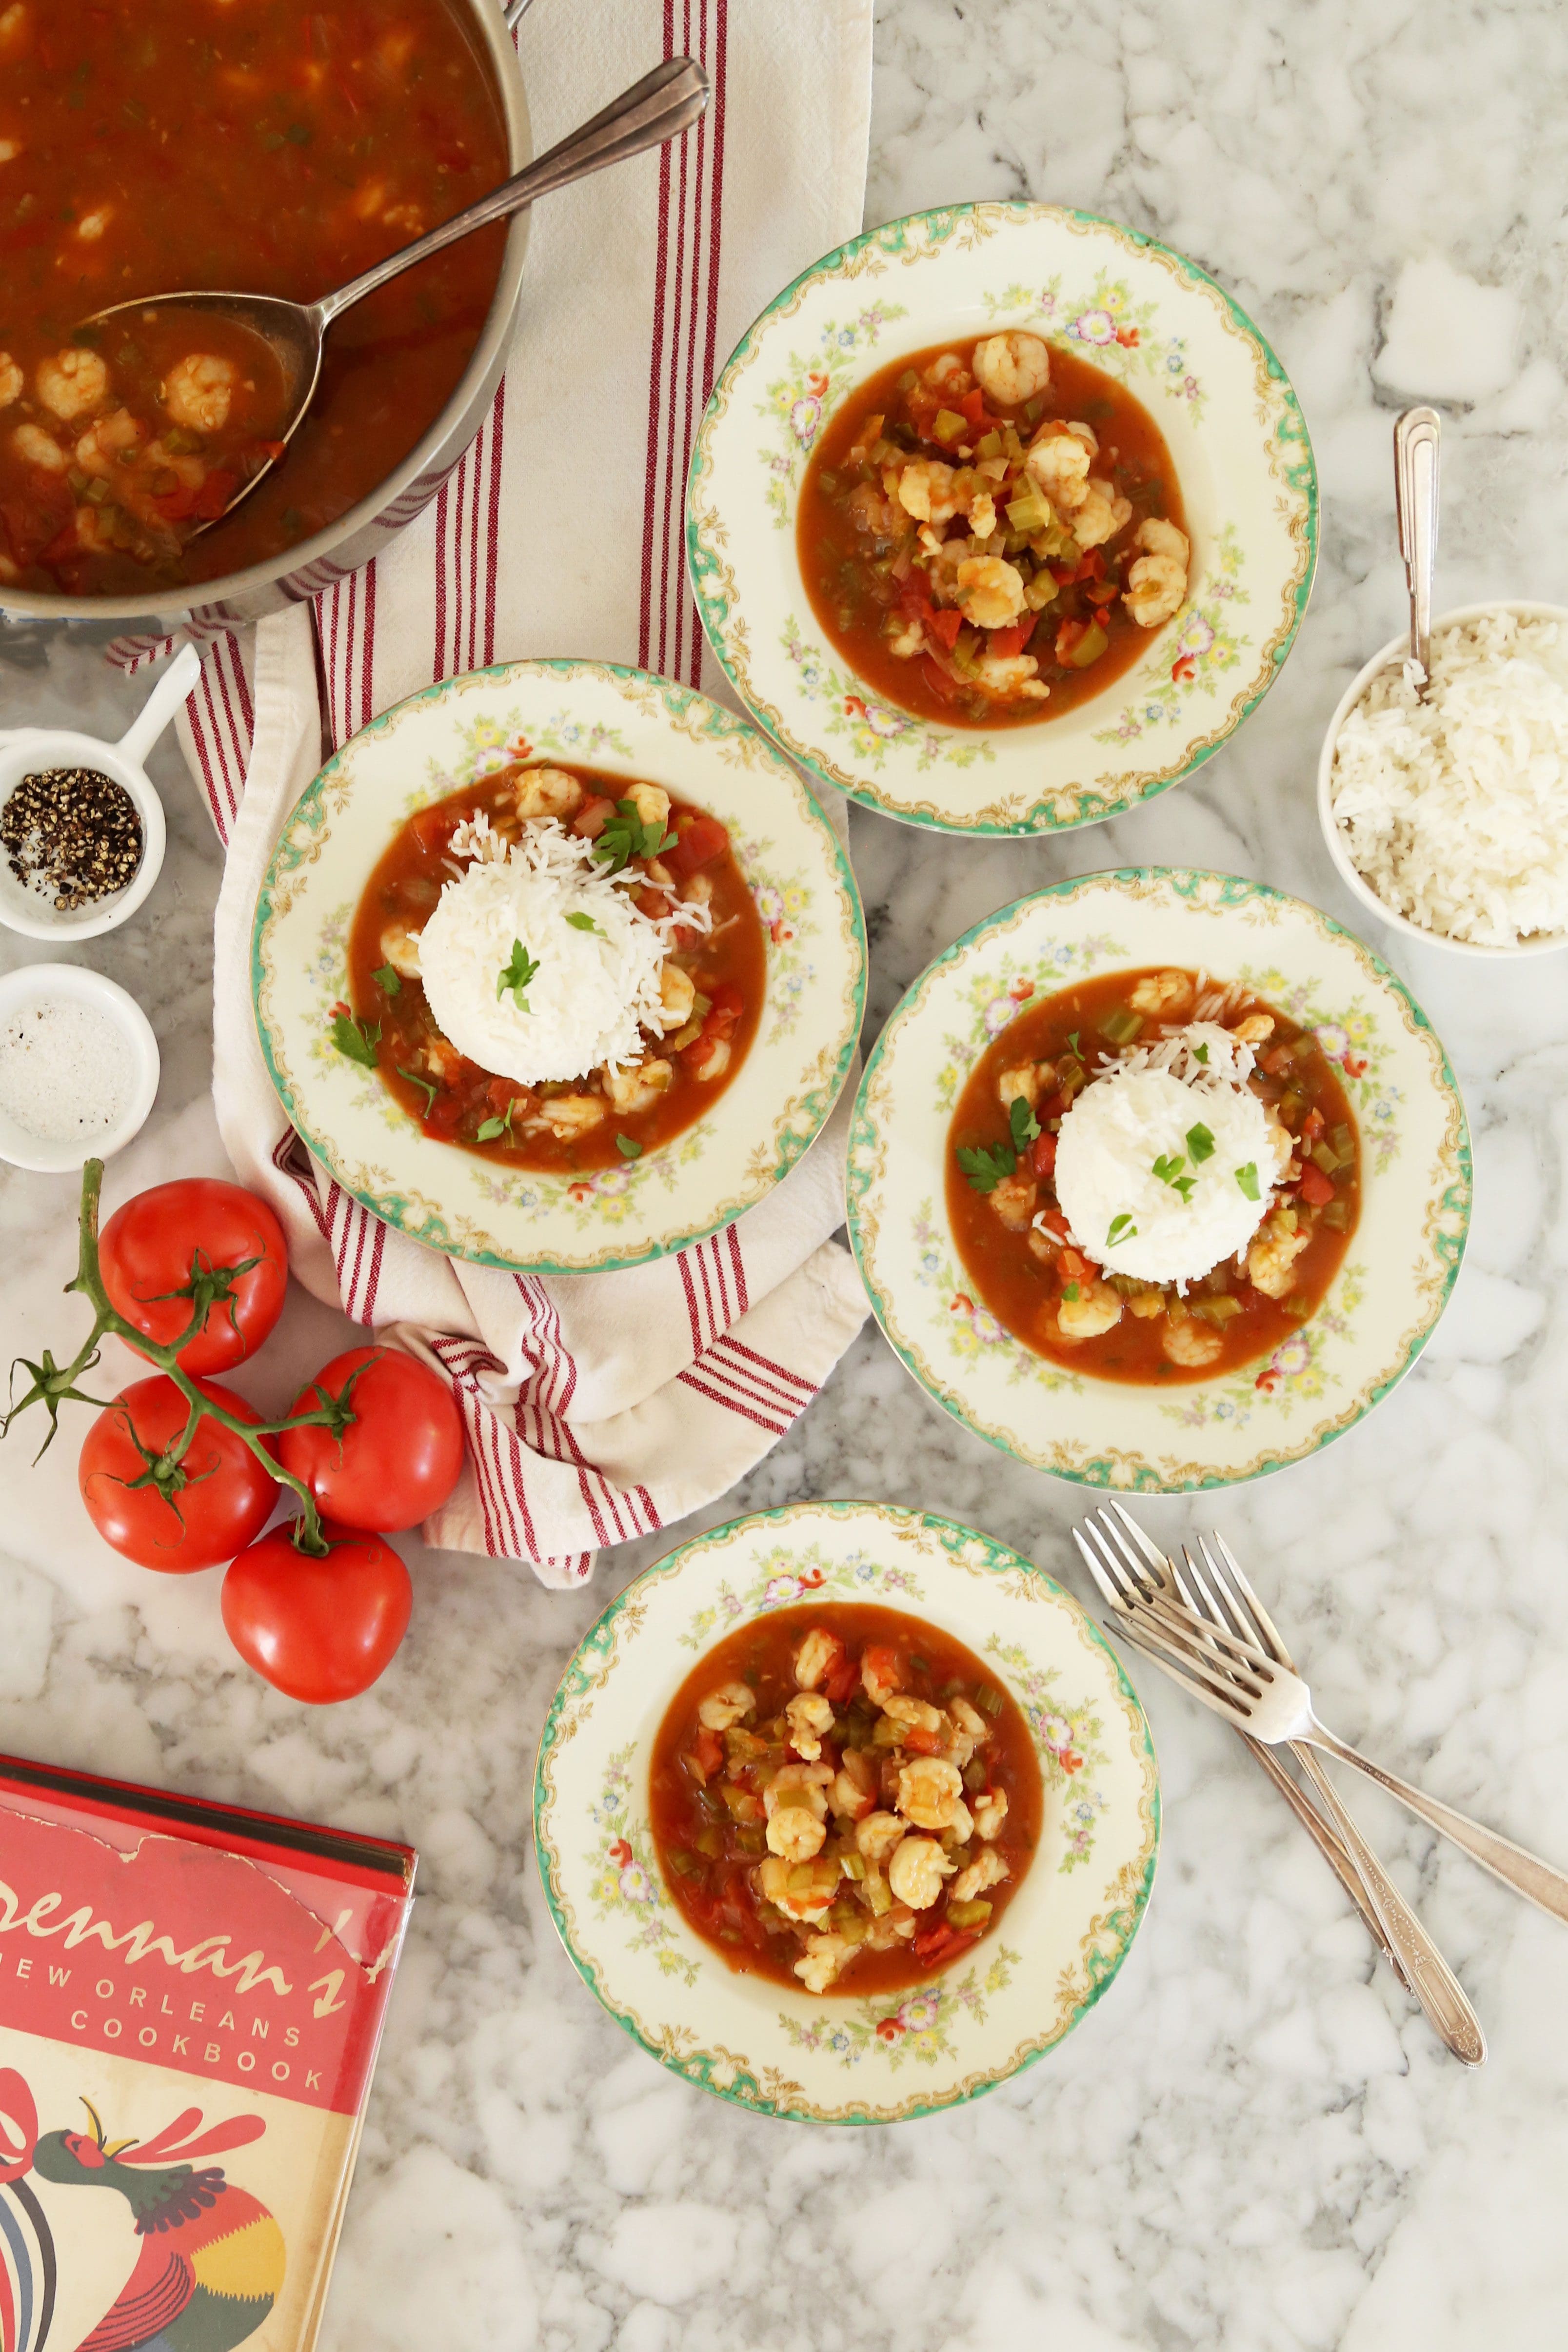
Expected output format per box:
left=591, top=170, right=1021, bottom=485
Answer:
left=1298, top=1749, right=1486, bottom=2065
left=1243, top=1737, right=1413, bottom=1993
left=1309, top=1727, right=1568, bottom=1924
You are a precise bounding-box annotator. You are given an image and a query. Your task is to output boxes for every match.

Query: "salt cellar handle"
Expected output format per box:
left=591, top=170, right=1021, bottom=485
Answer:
left=1394, top=406, right=1441, bottom=694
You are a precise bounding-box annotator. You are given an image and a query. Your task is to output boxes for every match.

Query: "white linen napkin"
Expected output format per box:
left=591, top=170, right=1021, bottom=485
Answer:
left=115, top=1, right=874, bottom=1585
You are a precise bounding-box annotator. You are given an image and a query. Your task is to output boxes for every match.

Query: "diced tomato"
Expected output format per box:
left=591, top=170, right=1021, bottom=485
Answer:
left=572, top=795, right=615, bottom=840
left=898, top=574, right=936, bottom=624
left=1054, top=618, right=1088, bottom=663
left=1060, top=1247, right=1090, bottom=1281
left=664, top=812, right=730, bottom=879
left=926, top=605, right=965, bottom=652
left=1030, top=1131, right=1058, bottom=1180
left=412, top=804, right=461, bottom=855
left=1037, top=1207, right=1070, bottom=1240
left=691, top=1727, right=724, bottom=1783
left=424, top=1092, right=465, bottom=1137
left=1297, top=1163, right=1336, bottom=1208
left=959, top=387, right=990, bottom=431
left=821, top=1651, right=860, bottom=1706
left=1077, top=549, right=1106, bottom=581
left=1085, top=579, right=1119, bottom=606
left=920, top=653, right=961, bottom=704
left=902, top=1725, right=944, bottom=1757
left=707, top=980, right=744, bottom=1034
left=1262, top=1045, right=1293, bottom=1077
left=911, top=1922, right=979, bottom=1967
left=1300, top=1107, right=1326, bottom=1143
left=987, top=614, right=1038, bottom=659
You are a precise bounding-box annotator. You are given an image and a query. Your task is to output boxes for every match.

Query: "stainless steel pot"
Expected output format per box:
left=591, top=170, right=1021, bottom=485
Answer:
left=0, top=0, right=531, bottom=634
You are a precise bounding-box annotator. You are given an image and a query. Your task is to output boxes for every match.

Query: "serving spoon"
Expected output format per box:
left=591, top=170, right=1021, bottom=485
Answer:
left=77, top=56, right=709, bottom=535
left=1393, top=404, right=1441, bottom=695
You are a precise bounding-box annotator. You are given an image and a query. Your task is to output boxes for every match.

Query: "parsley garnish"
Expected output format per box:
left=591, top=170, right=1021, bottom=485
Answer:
left=1152, top=1152, right=1197, bottom=1205
left=1067, top=1030, right=1081, bottom=1053
left=496, top=938, right=540, bottom=1013
left=565, top=911, right=606, bottom=937
left=1008, top=1094, right=1040, bottom=1151
left=1062, top=1281, right=1081, bottom=1302
left=616, top=1134, right=643, bottom=1160
left=331, top=1010, right=380, bottom=1068
left=1186, top=1121, right=1216, bottom=1164
left=476, top=1102, right=518, bottom=1144
left=956, top=1141, right=1017, bottom=1194
left=1235, top=1162, right=1261, bottom=1201
left=372, top=963, right=402, bottom=996
left=1106, top=1213, right=1137, bottom=1247
left=1192, top=1040, right=1209, bottom=1065
left=592, top=799, right=678, bottom=875
left=396, top=1064, right=438, bottom=1115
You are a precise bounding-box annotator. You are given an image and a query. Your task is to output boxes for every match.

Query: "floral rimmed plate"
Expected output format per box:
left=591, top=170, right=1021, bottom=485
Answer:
left=846, top=870, right=1471, bottom=1491
left=686, top=202, right=1317, bottom=836
left=251, top=660, right=865, bottom=1274
left=533, top=1500, right=1158, bottom=2123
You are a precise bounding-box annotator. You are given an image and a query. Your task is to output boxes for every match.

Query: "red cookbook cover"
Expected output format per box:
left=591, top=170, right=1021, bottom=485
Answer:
left=0, top=1754, right=416, bottom=2352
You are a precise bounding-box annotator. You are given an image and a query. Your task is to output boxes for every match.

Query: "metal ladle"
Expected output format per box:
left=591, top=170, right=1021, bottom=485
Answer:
left=1393, top=405, right=1441, bottom=695
left=78, top=57, right=709, bottom=535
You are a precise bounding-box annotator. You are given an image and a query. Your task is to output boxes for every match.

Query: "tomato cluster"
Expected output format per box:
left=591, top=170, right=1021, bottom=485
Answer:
left=81, top=1179, right=464, bottom=1704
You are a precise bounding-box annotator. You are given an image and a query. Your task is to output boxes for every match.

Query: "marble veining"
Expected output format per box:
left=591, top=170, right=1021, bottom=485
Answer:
left=4, top=3, right=1568, bottom=2345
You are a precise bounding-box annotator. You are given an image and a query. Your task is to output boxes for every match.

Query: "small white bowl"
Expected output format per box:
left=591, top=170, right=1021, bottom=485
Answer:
left=0, top=963, right=160, bottom=1171
left=0, top=641, right=200, bottom=942
left=1317, top=598, right=1568, bottom=960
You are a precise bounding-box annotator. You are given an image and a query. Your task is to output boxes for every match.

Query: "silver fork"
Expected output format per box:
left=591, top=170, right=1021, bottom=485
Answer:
left=1076, top=1510, right=1483, bottom=2064
left=1082, top=1506, right=1568, bottom=1923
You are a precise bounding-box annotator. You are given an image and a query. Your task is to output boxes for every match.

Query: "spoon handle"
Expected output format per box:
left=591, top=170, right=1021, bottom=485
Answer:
left=1393, top=406, right=1441, bottom=685
left=314, top=57, right=709, bottom=329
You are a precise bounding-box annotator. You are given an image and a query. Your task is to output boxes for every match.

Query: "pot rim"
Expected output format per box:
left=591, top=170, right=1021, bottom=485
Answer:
left=0, top=0, right=530, bottom=630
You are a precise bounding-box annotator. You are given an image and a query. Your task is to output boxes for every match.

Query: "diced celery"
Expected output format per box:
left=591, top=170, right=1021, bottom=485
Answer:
left=1022, top=394, right=1046, bottom=423
left=787, top=1861, right=815, bottom=1893
left=976, top=430, right=1004, bottom=459
left=1067, top=619, right=1109, bottom=668
left=976, top=1685, right=1004, bottom=1716
left=952, top=626, right=980, bottom=673
left=695, top=1824, right=723, bottom=1858
left=1310, top=1141, right=1340, bottom=1177
left=1006, top=489, right=1051, bottom=534
left=669, top=1849, right=704, bottom=1879
left=1101, top=1006, right=1143, bottom=1047
left=897, top=368, right=919, bottom=392
left=1331, top=1122, right=1354, bottom=1163
left=932, top=408, right=967, bottom=444
left=1320, top=1199, right=1350, bottom=1231
left=1191, top=1295, right=1244, bottom=1326
left=1003, top=424, right=1025, bottom=460
left=1281, top=1293, right=1312, bottom=1320
left=946, top=1899, right=993, bottom=1929
left=1023, top=573, right=1058, bottom=612
left=963, top=1759, right=987, bottom=1791
left=735, top=1824, right=766, bottom=1856
left=864, top=1873, right=893, bottom=1917
left=839, top=1850, right=866, bottom=1881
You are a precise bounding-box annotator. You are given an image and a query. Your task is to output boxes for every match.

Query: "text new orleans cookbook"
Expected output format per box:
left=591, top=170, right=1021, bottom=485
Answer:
left=0, top=1752, right=416, bottom=2352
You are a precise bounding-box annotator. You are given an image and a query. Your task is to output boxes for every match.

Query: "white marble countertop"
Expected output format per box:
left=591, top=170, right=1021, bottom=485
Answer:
left=5, top=2, right=1568, bottom=2345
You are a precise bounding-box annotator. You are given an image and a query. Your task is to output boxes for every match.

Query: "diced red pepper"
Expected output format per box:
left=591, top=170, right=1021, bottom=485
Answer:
left=898, top=574, right=936, bottom=624
left=1054, top=618, right=1088, bottom=663
left=1262, top=1045, right=1293, bottom=1077
left=1030, top=1131, right=1058, bottom=1180
left=821, top=1651, right=860, bottom=1706
left=425, top=1092, right=465, bottom=1137
left=987, top=614, right=1038, bottom=659
left=912, top=1922, right=979, bottom=1967
left=920, top=653, right=961, bottom=704
left=691, top=1727, right=724, bottom=1783
left=959, top=387, right=994, bottom=433
left=1297, top=1163, right=1336, bottom=1208
left=1300, top=1107, right=1326, bottom=1143
left=902, top=1725, right=944, bottom=1757
left=1037, top=1207, right=1070, bottom=1240
left=663, top=812, right=730, bottom=879
left=1060, top=1247, right=1090, bottom=1281
left=926, top=604, right=964, bottom=652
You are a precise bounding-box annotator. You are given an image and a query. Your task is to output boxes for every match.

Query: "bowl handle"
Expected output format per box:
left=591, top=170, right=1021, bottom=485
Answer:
left=116, top=641, right=204, bottom=769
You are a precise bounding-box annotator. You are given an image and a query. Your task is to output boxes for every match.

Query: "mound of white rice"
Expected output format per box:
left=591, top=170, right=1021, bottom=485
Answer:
left=1330, top=609, right=1568, bottom=947
left=1052, top=1024, right=1276, bottom=1286
left=417, top=812, right=698, bottom=1084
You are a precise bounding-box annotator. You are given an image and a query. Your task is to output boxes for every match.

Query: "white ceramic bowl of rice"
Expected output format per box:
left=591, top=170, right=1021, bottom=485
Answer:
left=1318, top=599, right=1568, bottom=959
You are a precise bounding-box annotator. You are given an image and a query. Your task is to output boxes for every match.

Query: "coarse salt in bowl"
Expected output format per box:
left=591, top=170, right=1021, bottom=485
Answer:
left=1317, top=599, right=1568, bottom=960
left=0, top=964, right=160, bottom=1172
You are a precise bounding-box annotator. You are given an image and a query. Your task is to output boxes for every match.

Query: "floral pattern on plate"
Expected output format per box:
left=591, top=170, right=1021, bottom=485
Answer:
left=687, top=202, right=1317, bottom=835
left=846, top=870, right=1471, bottom=1491
left=252, top=660, right=866, bottom=1274
left=534, top=1501, right=1159, bottom=2123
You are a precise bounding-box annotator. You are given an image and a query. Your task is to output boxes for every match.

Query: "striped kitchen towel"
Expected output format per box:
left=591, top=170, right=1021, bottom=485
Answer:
left=118, top=1, right=874, bottom=1584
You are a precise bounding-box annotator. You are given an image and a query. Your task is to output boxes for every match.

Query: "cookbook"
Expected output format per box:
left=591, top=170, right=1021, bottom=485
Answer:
left=0, top=1753, right=416, bottom=2352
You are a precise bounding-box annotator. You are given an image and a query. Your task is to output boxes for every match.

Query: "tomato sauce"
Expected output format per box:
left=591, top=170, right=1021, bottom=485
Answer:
left=347, top=762, right=767, bottom=1177
left=797, top=335, right=1188, bottom=730
left=946, top=968, right=1360, bottom=1384
left=0, top=0, right=508, bottom=596
left=649, top=1603, right=1043, bottom=1997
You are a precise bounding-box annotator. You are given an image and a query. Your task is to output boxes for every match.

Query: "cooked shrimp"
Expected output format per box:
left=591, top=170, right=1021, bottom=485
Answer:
left=882, top=1694, right=948, bottom=1742
left=74, top=407, right=143, bottom=477
left=895, top=1757, right=966, bottom=1832
left=511, top=765, right=583, bottom=821
left=36, top=347, right=107, bottom=422
left=535, top=1094, right=605, bottom=1142
left=623, top=779, right=671, bottom=832
left=794, top=1932, right=853, bottom=1995
left=162, top=352, right=237, bottom=435
left=945, top=1697, right=990, bottom=1771
left=989, top=1171, right=1037, bottom=1233
left=968, top=491, right=998, bottom=541
left=997, top=1063, right=1044, bottom=1111
left=860, top=1645, right=902, bottom=1707
left=11, top=422, right=65, bottom=473
left=886, top=616, right=926, bottom=660
left=1163, top=1313, right=1223, bottom=1368
left=0, top=353, right=21, bottom=409
left=855, top=1810, right=907, bottom=1866
left=1124, top=516, right=1190, bottom=628
left=766, top=1804, right=827, bottom=1863
left=602, top=1056, right=673, bottom=1117
left=1071, top=478, right=1134, bottom=551
left=1248, top=1219, right=1310, bottom=1300
left=1058, top=1279, right=1124, bottom=1340
left=951, top=1847, right=1010, bottom=1904
left=763, top=1761, right=833, bottom=1820
left=794, top=1627, right=844, bottom=1690
left=1024, top=422, right=1095, bottom=512
left=656, top=965, right=695, bottom=1033
left=696, top=1680, right=755, bottom=1732
left=887, top=1835, right=954, bottom=1911
left=829, top=1764, right=874, bottom=1822
left=894, top=457, right=964, bottom=526
left=973, top=653, right=1048, bottom=700
left=954, top=555, right=1026, bottom=629
left=757, top=1854, right=835, bottom=1922
left=924, top=351, right=972, bottom=395
left=377, top=921, right=423, bottom=980
left=1130, top=969, right=1193, bottom=1018
left=972, top=331, right=1051, bottom=407
left=972, top=1788, right=1008, bottom=1842
left=1232, top=1013, right=1274, bottom=1045
left=785, top=1692, right=835, bottom=1760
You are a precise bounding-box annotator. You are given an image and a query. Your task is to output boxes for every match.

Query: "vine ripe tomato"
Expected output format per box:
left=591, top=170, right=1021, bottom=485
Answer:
left=100, top=1179, right=288, bottom=1373
left=78, top=1375, right=278, bottom=1573
left=275, top=1345, right=464, bottom=1533
left=221, top=1523, right=413, bottom=1703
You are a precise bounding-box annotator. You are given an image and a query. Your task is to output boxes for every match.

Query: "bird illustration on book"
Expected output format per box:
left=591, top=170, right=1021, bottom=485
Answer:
left=0, top=2070, right=284, bottom=2352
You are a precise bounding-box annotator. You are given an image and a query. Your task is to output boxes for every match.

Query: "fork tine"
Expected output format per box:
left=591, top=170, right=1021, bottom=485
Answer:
left=1187, top=1538, right=1254, bottom=1646
left=1105, top=1499, right=1174, bottom=1578
left=1173, top=1545, right=1270, bottom=1697
left=1093, top=1508, right=1170, bottom=1599
left=1109, top=1616, right=1255, bottom=1724
left=1071, top=1525, right=1128, bottom=1613
left=1088, top=1532, right=1269, bottom=1700
left=1211, top=1531, right=1295, bottom=1670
